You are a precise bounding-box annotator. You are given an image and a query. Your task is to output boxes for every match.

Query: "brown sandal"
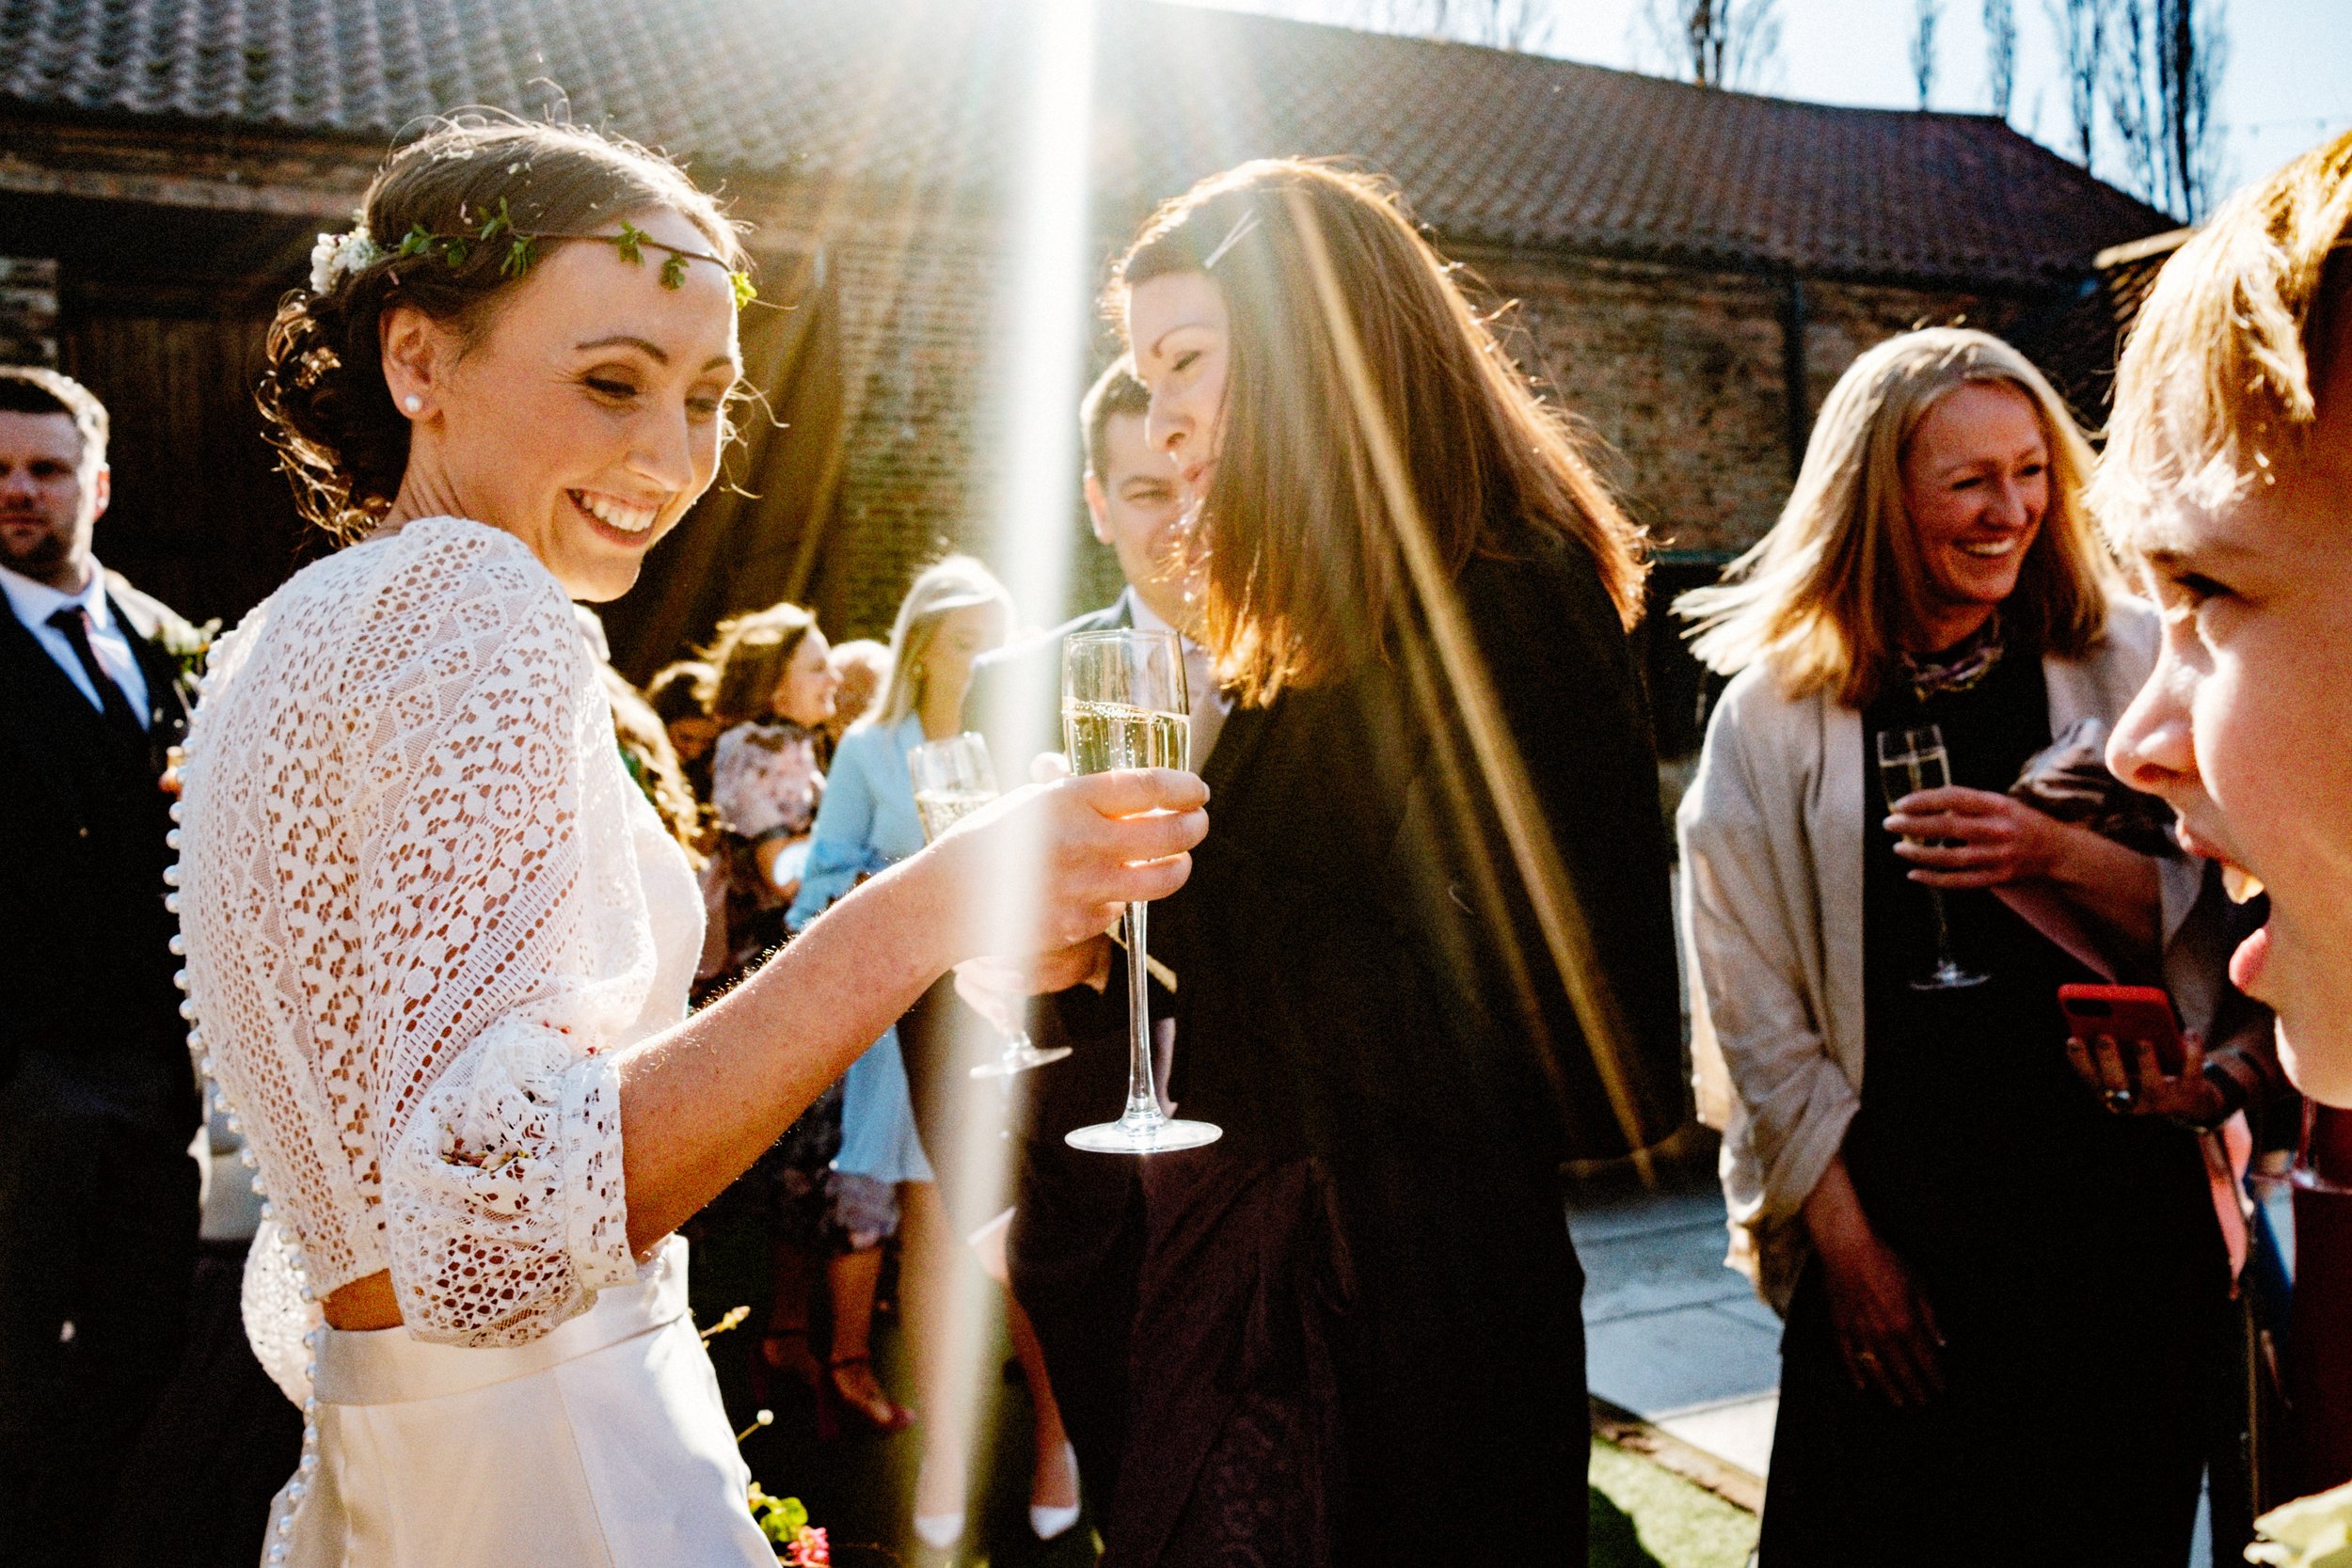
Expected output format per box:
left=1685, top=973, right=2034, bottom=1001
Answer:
left=826, top=1354, right=914, bottom=1434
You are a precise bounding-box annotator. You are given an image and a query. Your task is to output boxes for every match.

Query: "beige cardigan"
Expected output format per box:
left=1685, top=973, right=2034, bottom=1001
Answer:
left=1677, top=599, right=2217, bottom=1311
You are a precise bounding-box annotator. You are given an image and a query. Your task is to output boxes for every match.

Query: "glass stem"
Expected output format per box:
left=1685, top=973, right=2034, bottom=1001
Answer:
left=1122, top=901, right=1162, bottom=1126
left=1927, top=885, right=1960, bottom=972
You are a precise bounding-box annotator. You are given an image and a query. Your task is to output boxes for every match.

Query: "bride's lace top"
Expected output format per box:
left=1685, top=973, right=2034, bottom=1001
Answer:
left=178, top=517, right=701, bottom=1357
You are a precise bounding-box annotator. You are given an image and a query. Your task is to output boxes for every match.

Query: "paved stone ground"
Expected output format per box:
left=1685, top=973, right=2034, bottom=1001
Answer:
left=1570, top=1163, right=1780, bottom=1482
left=1567, top=1159, right=2229, bottom=1568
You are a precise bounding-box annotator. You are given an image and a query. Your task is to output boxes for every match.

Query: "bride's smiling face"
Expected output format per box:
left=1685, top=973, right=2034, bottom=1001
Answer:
left=380, top=205, right=742, bottom=602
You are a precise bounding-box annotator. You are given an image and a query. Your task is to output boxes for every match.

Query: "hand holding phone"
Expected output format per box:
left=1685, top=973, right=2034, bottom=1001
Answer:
left=2058, top=984, right=2223, bottom=1122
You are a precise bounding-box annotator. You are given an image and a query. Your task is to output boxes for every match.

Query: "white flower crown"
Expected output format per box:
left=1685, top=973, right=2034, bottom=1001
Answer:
left=309, top=220, right=382, bottom=296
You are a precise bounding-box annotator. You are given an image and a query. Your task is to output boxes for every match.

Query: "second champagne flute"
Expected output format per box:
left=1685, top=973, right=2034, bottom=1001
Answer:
left=1876, top=723, right=1989, bottom=991
left=908, top=733, right=1073, bottom=1079
left=1060, top=629, right=1220, bottom=1154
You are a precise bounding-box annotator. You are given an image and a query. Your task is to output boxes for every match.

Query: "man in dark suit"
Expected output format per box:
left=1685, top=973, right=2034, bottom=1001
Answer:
left=956, top=357, right=1218, bottom=1514
left=0, top=367, right=201, bottom=1560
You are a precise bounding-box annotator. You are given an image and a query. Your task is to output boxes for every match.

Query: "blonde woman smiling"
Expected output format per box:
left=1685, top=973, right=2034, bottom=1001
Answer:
left=1678, top=328, right=2234, bottom=1565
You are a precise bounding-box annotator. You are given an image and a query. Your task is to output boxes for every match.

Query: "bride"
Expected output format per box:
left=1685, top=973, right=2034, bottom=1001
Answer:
left=174, top=117, right=1205, bottom=1566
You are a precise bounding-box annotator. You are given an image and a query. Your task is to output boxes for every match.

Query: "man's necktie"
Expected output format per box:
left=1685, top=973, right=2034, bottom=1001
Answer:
left=47, top=605, right=149, bottom=751
left=1183, top=639, right=1227, bottom=765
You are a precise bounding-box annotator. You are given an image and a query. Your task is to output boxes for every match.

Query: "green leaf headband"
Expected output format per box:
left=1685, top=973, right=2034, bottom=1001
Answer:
left=309, top=202, right=756, bottom=308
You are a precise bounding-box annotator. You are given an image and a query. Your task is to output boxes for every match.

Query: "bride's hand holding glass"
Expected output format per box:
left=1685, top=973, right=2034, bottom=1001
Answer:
left=907, top=767, right=1207, bottom=969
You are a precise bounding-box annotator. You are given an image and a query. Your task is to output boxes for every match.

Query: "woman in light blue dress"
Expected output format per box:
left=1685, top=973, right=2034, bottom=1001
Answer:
left=788, top=554, right=1078, bottom=1546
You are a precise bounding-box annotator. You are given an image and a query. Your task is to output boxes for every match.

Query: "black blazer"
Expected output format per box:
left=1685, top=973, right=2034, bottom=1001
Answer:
left=1137, top=526, right=1687, bottom=1552
left=0, top=574, right=195, bottom=1121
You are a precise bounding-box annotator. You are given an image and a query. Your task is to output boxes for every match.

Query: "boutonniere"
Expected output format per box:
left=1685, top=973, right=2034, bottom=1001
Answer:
left=157, top=617, right=221, bottom=689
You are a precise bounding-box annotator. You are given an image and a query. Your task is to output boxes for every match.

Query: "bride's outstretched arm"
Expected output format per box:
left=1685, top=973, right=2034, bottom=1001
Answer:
left=615, top=768, right=1206, bottom=1250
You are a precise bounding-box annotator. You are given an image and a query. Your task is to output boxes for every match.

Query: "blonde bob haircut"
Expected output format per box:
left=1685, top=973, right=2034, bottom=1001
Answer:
left=866, top=554, right=1015, bottom=730
left=2090, top=128, right=2352, bottom=548
left=1678, top=326, right=2118, bottom=709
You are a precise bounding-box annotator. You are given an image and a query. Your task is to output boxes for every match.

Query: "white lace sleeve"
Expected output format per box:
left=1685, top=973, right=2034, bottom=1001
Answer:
left=358, top=578, right=645, bottom=1345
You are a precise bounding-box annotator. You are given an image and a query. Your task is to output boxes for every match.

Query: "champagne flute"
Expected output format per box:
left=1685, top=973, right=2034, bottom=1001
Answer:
left=1060, top=629, right=1221, bottom=1154
left=1876, top=724, right=1990, bottom=991
left=908, top=733, right=1073, bottom=1079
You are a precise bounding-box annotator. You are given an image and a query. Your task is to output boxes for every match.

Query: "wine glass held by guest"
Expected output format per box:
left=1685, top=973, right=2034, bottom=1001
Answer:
left=1677, top=327, right=2248, bottom=1564
left=174, top=116, right=1205, bottom=1568
left=1099, top=159, right=1688, bottom=1566
left=784, top=555, right=1036, bottom=1548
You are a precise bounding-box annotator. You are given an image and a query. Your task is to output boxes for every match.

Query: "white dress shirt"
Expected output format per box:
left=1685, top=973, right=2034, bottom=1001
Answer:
left=1128, top=590, right=1231, bottom=765
left=0, top=557, right=152, bottom=725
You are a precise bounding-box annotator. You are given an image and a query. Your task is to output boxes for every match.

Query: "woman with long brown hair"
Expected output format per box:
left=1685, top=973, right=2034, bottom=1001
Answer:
left=1072, top=158, right=1686, bottom=1564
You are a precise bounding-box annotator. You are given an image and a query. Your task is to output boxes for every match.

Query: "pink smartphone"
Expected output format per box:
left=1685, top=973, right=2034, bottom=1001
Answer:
left=2058, top=984, right=2187, bottom=1076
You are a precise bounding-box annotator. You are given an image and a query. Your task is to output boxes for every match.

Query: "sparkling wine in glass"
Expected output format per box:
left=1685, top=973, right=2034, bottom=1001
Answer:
left=1876, top=724, right=1989, bottom=991
left=909, top=733, right=1073, bottom=1080
left=1060, top=629, right=1220, bottom=1154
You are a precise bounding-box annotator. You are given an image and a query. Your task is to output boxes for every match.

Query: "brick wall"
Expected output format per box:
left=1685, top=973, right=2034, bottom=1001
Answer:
left=1478, top=252, right=2026, bottom=557
left=784, top=214, right=1124, bottom=641
left=0, top=123, right=2063, bottom=651
left=0, top=257, right=59, bottom=366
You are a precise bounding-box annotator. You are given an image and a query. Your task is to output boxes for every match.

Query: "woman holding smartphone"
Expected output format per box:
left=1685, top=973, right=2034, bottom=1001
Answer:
left=1677, top=327, right=2239, bottom=1564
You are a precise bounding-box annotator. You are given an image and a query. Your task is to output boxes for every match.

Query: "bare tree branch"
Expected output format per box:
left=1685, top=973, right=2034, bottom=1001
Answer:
left=1373, top=0, right=1558, bottom=51
left=2105, top=0, right=2162, bottom=203
left=1639, top=0, right=1783, bottom=89
left=2156, top=0, right=2229, bottom=220
left=2047, top=0, right=2109, bottom=172
left=1983, top=0, right=2018, bottom=119
left=2101, top=0, right=2230, bottom=218
left=1911, top=0, right=1943, bottom=107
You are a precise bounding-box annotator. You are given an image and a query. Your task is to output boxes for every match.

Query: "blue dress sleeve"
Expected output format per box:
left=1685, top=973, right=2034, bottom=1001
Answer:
left=788, top=729, right=889, bottom=929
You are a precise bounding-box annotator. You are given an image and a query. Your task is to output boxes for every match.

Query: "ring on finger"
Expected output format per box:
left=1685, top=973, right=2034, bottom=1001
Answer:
left=2102, top=1086, right=2135, bottom=1113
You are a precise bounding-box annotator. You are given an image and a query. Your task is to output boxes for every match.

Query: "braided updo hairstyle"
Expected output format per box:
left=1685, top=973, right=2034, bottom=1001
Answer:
left=258, top=115, right=744, bottom=540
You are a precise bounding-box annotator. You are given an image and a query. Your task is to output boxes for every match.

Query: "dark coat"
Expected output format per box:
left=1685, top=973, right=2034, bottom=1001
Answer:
left=1105, top=527, right=1686, bottom=1565
left=0, top=571, right=197, bottom=1131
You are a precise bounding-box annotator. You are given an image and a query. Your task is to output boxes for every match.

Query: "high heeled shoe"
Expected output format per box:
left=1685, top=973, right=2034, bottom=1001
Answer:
left=912, top=1510, right=966, bottom=1552
left=1029, top=1440, right=1081, bottom=1541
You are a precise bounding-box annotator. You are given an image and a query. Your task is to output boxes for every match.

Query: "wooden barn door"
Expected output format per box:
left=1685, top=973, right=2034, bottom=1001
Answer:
left=59, top=293, right=319, bottom=630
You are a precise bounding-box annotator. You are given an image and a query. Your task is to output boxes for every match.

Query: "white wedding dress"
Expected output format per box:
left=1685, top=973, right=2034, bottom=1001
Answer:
left=176, top=517, right=772, bottom=1566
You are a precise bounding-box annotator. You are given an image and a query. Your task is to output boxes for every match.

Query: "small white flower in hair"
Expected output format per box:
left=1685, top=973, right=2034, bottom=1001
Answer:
left=308, top=222, right=381, bottom=296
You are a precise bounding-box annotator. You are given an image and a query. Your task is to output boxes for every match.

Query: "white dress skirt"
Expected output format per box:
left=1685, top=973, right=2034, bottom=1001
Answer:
left=262, top=1237, right=774, bottom=1567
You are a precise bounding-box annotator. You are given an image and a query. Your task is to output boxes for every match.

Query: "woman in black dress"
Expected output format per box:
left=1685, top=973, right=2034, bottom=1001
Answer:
left=1678, top=328, right=2241, bottom=1564
left=1084, top=158, right=1688, bottom=1566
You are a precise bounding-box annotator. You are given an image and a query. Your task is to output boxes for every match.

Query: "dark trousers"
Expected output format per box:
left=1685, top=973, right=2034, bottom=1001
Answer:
left=0, top=1066, right=199, bottom=1565
left=102, top=1240, right=305, bottom=1568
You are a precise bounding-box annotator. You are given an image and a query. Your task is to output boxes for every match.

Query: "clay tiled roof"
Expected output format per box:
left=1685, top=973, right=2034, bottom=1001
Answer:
left=0, top=0, right=2172, bottom=287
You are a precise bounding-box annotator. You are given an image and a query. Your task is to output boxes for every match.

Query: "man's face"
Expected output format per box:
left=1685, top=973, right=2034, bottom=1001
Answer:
left=1085, top=410, right=1190, bottom=623
left=2107, top=345, right=2352, bottom=1102
left=0, top=409, right=104, bottom=590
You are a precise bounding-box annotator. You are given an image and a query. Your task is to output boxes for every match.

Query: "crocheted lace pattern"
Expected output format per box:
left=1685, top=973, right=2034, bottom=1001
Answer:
left=178, top=518, right=696, bottom=1368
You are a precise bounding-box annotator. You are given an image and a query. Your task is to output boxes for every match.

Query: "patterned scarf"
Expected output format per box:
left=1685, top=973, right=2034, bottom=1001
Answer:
left=1902, top=610, right=2006, bottom=703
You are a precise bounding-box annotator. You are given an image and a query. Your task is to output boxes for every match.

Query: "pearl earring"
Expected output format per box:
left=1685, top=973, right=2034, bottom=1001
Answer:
left=402, top=394, right=423, bottom=414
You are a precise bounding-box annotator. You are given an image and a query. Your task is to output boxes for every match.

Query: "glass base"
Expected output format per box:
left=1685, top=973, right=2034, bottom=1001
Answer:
left=1065, top=1114, right=1222, bottom=1155
left=1911, top=961, right=1990, bottom=991
left=969, top=1038, right=1073, bottom=1080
